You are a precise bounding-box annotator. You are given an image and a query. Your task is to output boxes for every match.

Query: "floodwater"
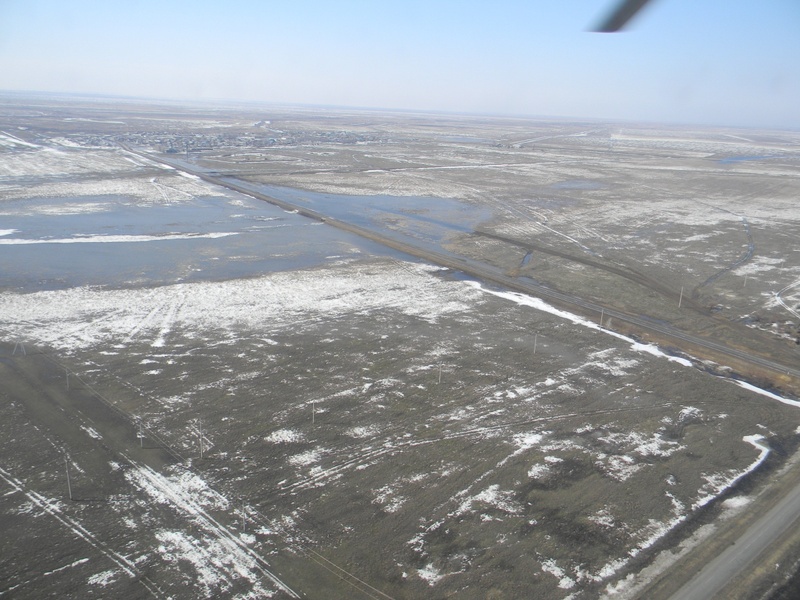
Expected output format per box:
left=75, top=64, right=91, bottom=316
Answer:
left=0, top=182, right=492, bottom=293
left=0, top=193, right=406, bottom=292
left=220, top=179, right=491, bottom=253
left=717, top=154, right=783, bottom=164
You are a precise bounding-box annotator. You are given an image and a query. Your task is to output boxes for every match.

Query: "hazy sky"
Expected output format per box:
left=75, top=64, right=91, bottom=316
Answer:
left=1, top=0, right=798, bottom=128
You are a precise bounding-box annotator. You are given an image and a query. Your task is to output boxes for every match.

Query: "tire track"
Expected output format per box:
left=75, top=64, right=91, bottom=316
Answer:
left=124, top=459, right=301, bottom=599
left=775, top=278, right=800, bottom=321
left=0, top=465, right=167, bottom=599
left=692, top=204, right=755, bottom=294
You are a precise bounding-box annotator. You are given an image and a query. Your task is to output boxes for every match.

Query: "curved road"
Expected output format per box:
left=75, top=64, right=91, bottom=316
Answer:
left=669, top=479, right=800, bottom=600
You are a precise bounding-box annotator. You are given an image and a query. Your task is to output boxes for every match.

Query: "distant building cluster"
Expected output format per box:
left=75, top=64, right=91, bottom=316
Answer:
left=120, top=128, right=385, bottom=154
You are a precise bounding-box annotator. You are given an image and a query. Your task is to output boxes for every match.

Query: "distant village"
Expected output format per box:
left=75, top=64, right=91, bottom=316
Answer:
left=48, top=123, right=386, bottom=154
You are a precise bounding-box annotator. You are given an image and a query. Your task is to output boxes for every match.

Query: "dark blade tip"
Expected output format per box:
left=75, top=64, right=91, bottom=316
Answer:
left=591, top=0, right=653, bottom=32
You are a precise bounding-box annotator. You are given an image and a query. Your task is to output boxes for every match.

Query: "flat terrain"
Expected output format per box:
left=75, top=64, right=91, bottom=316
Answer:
left=1, top=93, right=800, bottom=599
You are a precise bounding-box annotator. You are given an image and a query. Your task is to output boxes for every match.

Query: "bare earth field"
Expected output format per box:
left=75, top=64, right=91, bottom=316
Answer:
left=1, top=93, right=800, bottom=599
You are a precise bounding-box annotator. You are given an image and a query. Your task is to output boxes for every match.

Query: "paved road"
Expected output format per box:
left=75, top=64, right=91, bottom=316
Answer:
left=670, top=479, right=800, bottom=600
left=124, top=146, right=800, bottom=385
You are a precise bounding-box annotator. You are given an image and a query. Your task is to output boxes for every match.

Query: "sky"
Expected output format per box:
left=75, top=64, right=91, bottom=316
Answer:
left=1, top=0, right=798, bottom=129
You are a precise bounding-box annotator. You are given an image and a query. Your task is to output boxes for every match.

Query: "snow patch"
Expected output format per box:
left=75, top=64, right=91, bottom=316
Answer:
left=0, top=232, right=238, bottom=245
left=265, top=429, right=304, bottom=444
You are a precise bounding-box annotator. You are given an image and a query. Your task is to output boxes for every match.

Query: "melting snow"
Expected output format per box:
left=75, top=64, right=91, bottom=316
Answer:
left=541, top=558, right=576, bottom=590
left=87, top=569, right=118, bottom=587
left=0, top=232, right=238, bottom=245
left=455, top=484, right=521, bottom=517
left=288, top=449, right=323, bottom=467
left=0, top=260, right=480, bottom=352
left=418, top=563, right=444, bottom=585
left=734, top=380, right=800, bottom=408
left=466, top=282, right=693, bottom=367
left=265, top=429, right=304, bottom=444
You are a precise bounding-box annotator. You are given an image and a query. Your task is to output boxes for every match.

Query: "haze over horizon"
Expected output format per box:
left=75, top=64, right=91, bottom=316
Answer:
left=1, top=0, right=799, bottom=129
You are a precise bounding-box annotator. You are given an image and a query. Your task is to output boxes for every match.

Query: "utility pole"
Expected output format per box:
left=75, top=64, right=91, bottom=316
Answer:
left=534, top=333, right=538, bottom=355
left=678, top=286, right=684, bottom=308
left=198, top=418, right=204, bottom=459
left=65, top=455, right=73, bottom=501
left=438, top=364, right=442, bottom=384
left=600, top=308, right=604, bottom=327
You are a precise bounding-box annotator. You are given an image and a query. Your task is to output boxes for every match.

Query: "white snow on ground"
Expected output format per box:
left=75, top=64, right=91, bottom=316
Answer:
left=466, top=282, right=693, bottom=368
left=0, top=261, right=481, bottom=352
left=455, top=484, right=521, bottom=517
left=595, top=454, right=643, bottom=482
left=581, top=349, right=640, bottom=377
left=80, top=425, right=102, bottom=440
left=155, top=529, right=275, bottom=598
left=721, top=495, right=752, bottom=510
left=589, top=507, right=617, bottom=529
left=50, top=137, right=84, bottom=148
left=42, top=557, right=90, bottom=576
left=592, top=433, right=772, bottom=592
left=0, top=131, right=40, bottom=149
left=0, top=201, right=110, bottom=216
left=733, top=256, right=786, bottom=276
left=372, top=485, right=406, bottom=513
left=467, top=282, right=800, bottom=410
left=541, top=557, right=577, bottom=590
left=0, top=146, right=218, bottom=205
left=124, top=461, right=294, bottom=598
left=0, top=147, right=132, bottom=178
left=528, top=464, right=550, bottom=479
left=516, top=430, right=770, bottom=591
left=693, top=435, right=770, bottom=510
left=0, top=229, right=17, bottom=236
left=596, top=431, right=683, bottom=459
left=0, top=232, right=238, bottom=245
left=513, top=432, right=546, bottom=450
left=87, top=569, right=118, bottom=587
left=265, top=429, right=304, bottom=444
left=734, top=380, right=800, bottom=408
left=497, top=431, right=548, bottom=467
left=417, top=563, right=444, bottom=585
left=124, top=465, right=229, bottom=513
left=288, top=449, right=324, bottom=467
left=345, top=425, right=381, bottom=438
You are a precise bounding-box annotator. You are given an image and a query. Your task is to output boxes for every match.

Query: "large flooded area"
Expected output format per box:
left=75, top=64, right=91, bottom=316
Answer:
left=0, top=188, right=421, bottom=292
